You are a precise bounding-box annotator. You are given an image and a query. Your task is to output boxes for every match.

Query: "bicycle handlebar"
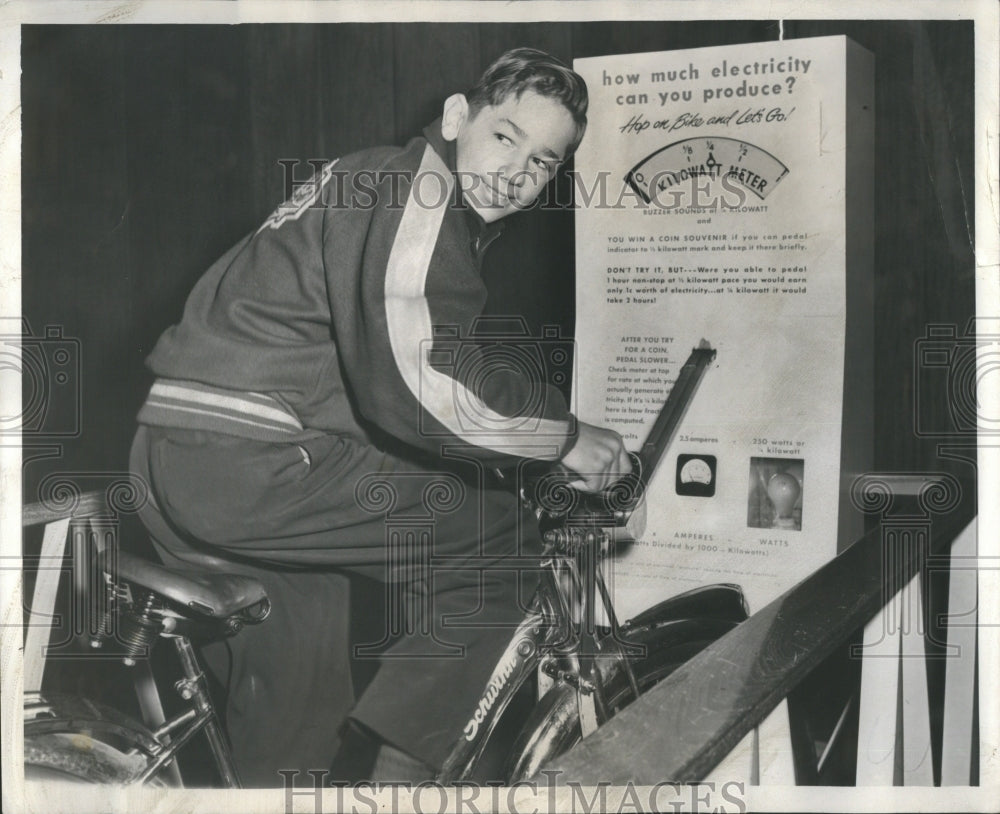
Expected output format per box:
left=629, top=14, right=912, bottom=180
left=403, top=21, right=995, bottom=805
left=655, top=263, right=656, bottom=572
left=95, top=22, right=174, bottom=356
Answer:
left=520, top=341, right=716, bottom=535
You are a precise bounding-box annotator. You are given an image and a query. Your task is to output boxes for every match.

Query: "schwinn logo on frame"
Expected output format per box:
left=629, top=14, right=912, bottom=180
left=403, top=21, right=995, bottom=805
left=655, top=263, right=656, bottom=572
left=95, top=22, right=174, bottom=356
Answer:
left=462, top=649, right=521, bottom=741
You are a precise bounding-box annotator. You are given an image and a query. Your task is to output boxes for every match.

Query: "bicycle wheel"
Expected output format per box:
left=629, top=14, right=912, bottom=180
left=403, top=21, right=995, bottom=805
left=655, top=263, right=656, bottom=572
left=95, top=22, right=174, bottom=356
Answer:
left=503, top=613, right=743, bottom=782
left=24, top=693, right=171, bottom=786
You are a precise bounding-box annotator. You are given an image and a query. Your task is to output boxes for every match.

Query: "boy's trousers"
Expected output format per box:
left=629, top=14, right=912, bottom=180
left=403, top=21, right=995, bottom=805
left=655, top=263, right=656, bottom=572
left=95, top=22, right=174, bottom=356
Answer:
left=130, top=424, right=541, bottom=787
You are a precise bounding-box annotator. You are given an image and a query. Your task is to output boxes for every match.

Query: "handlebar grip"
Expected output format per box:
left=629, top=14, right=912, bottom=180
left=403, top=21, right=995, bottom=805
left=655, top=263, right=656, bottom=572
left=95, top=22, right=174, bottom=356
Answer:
left=524, top=452, right=644, bottom=529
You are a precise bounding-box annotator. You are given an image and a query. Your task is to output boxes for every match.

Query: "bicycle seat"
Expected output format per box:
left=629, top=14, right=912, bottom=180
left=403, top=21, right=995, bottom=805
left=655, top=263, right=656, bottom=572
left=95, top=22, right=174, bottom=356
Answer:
left=98, top=549, right=269, bottom=621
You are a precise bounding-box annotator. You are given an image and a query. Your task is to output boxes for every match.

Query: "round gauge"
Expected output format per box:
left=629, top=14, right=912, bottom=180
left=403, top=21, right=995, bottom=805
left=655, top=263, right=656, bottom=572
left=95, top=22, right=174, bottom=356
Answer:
left=626, top=136, right=788, bottom=204
left=679, top=457, right=713, bottom=485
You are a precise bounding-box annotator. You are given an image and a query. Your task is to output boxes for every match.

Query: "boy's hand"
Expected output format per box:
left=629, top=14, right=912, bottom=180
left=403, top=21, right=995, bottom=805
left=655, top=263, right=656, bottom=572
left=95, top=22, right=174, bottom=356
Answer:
left=560, top=420, right=632, bottom=492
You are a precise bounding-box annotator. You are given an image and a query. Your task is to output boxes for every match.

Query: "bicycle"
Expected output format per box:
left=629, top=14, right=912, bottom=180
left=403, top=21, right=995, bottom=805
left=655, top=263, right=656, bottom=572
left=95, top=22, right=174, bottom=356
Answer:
left=23, top=548, right=271, bottom=786
left=22, top=342, right=747, bottom=786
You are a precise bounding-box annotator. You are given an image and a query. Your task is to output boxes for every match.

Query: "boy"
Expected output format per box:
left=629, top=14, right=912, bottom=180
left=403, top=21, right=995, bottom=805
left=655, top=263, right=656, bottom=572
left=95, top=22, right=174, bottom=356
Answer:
left=130, top=48, right=629, bottom=785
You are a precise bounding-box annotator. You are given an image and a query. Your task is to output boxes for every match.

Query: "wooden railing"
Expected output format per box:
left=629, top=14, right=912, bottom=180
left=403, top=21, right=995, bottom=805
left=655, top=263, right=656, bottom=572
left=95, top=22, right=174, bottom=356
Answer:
left=22, top=490, right=112, bottom=528
left=22, top=489, right=119, bottom=694
left=21, top=485, right=186, bottom=784
left=539, top=479, right=978, bottom=785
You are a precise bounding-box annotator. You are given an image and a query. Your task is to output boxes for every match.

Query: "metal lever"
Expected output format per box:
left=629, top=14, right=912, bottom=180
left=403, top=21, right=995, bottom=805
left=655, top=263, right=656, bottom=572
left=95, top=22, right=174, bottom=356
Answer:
left=505, top=341, right=716, bottom=531
left=635, top=339, right=716, bottom=493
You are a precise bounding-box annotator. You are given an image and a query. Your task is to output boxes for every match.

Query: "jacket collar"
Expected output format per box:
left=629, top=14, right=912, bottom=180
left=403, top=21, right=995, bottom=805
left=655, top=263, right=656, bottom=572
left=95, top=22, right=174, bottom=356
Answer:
left=423, top=118, right=505, bottom=249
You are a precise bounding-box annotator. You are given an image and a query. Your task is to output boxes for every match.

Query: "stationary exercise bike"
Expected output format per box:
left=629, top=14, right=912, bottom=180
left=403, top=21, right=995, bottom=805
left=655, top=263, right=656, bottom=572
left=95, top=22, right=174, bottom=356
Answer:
left=23, top=342, right=747, bottom=786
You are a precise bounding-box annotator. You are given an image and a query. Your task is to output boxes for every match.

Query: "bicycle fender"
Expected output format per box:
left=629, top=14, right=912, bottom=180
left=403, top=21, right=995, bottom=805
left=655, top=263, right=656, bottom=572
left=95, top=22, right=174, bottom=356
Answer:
left=504, top=609, right=745, bottom=783
left=25, top=692, right=161, bottom=755
left=621, top=582, right=748, bottom=632
left=25, top=732, right=150, bottom=784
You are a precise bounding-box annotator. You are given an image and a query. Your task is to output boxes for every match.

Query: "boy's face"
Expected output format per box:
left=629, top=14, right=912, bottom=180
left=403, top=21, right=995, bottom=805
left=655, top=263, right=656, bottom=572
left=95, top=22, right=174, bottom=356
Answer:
left=442, top=90, right=577, bottom=223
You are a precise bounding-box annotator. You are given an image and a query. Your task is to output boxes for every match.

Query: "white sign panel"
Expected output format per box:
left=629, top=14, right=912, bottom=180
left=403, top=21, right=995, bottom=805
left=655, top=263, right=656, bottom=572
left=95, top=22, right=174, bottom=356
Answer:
left=573, top=37, right=873, bottom=614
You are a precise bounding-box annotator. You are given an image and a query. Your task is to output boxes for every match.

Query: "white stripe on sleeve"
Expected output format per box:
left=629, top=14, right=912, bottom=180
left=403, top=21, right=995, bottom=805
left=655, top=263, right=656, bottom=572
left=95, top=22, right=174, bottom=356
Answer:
left=382, top=145, right=568, bottom=459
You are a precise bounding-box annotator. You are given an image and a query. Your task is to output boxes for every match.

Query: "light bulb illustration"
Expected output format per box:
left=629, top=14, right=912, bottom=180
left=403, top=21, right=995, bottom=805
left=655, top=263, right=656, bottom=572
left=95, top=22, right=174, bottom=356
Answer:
left=766, top=471, right=801, bottom=529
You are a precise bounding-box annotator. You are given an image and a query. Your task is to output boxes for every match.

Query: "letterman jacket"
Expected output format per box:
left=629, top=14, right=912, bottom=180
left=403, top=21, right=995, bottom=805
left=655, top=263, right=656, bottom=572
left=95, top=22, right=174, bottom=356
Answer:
left=138, top=121, right=576, bottom=466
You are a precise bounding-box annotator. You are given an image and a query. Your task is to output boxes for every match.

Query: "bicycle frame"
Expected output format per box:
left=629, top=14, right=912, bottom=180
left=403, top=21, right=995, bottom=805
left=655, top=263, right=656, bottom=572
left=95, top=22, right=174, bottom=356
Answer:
left=138, top=634, right=241, bottom=786
left=24, top=577, right=246, bottom=787
left=437, top=342, right=719, bottom=783
left=436, top=492, right=666, bottom=783
left=437, top=540, right=631, bottom=783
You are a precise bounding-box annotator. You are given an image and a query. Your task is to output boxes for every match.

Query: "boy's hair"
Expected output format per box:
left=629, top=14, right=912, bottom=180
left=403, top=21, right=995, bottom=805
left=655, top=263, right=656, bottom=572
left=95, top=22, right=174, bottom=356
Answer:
left=466, top=48, right=589, bottom=155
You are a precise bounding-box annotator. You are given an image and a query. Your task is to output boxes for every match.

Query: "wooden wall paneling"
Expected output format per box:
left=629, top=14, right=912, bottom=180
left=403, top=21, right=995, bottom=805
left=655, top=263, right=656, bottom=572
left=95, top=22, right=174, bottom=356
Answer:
left=881, top=0, right=934, bottom=439
left=570, top=20, right=779, bottom=61
left=907, top=21, right=977, bottom=475
left=901, top=21, right=975, bottom=478
left=20, top=26, right=131, bottom=490
left=315, top=24, right=397, bottom=158
left=391, top=23, right=482, bottom=145
left=909, top=22, right=976, bottom=288
left=123, top=26, right=255, bottom=340
left=172, top=26, right=259, bottom=244
left=245, top=25, right=325, bottom=222
left=477, top=22, right=574, bottom=66
left=785, top=21, right=976, bottom=474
